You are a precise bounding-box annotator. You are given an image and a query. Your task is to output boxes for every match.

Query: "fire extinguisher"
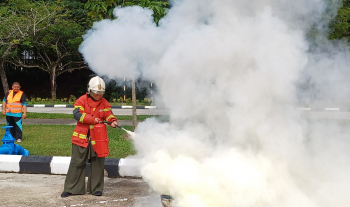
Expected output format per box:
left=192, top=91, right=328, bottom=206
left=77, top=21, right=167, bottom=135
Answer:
left=94, top=123, right=109, bottom=157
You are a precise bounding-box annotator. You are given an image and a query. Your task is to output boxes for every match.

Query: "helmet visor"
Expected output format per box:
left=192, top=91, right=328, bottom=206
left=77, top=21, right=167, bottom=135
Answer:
left=91, top=90, right=105, bottom=95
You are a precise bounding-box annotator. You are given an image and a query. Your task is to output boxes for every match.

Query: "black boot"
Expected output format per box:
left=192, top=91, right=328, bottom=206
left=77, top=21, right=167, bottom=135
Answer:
left=61, top=192, right=72, bottom=198
left=93, top=191, right=102, bottom=196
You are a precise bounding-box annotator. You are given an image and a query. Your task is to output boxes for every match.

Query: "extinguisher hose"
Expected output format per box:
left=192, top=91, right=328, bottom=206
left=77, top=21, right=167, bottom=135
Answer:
left=98, top=121, right=127, bottom=131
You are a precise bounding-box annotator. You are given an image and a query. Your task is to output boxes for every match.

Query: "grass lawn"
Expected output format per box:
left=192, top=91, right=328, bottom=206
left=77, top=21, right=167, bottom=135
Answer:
left=0, top=124, right=135, bottom=158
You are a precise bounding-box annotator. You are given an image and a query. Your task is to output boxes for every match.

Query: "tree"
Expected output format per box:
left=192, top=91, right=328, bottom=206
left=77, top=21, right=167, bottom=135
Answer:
left=85, top=0, right=169, bottom=24
left=0, top=0, right=62, bottom=94
left=329, top=0, right=350, bottom=41
left=10, top=0, right=90, bottom=100
left=84, top=0, right=169, bottom=131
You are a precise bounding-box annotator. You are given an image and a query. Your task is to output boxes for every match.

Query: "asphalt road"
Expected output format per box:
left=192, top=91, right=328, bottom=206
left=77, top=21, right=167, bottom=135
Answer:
left=27, top=108, right=169, bottom=115
left=0, top=118, right=137, bottom=126
left=26, top=108, right=350, bottom=120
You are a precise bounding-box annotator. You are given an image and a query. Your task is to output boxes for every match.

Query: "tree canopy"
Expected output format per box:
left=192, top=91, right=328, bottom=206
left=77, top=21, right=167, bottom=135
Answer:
left=84, top=0, right=169, bottom=23
left=1, top=0, right=350, bottom=100
left=10, top=0, right=89, bottom=99
left=0, top=0, right=64, bottom=93
left=329, top=0, right=350, bottom=41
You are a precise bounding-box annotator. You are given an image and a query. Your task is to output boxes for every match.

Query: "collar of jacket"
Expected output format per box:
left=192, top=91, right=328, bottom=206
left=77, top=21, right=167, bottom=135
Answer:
left=86, top=93, right=103, bottom=108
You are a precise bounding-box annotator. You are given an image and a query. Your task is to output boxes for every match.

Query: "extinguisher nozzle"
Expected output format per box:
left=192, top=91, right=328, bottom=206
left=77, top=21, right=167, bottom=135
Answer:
left=116, top=125, right=135, bottom=137
left=116, top=125, right=126, bottom=131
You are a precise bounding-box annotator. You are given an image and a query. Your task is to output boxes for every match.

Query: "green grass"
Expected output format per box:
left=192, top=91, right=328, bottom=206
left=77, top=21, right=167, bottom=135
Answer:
left=0, top=112, right=169, bottom=121
left=0, top=124, right=135, bottom=158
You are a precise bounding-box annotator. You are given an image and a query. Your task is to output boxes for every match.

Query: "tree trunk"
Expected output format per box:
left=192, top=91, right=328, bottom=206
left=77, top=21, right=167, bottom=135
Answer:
left=0, top=59, right=9, bottom=94
left=132, top=79, right=137, bottom=131
left=50, top=67, right=57, bottom=100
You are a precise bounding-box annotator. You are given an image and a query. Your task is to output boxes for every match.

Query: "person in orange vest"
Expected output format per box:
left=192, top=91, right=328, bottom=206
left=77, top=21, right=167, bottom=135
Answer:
left=61, top=76, right=118, bottom=198
left=2, top=82, right=27, bottom=142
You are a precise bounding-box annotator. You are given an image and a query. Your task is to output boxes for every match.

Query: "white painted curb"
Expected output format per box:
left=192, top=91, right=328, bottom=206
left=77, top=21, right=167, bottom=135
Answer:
left=33, top=104, right=45, bottom=107
left=0, top=155, right=22, bottom=172
left=54, top=105, right=67, bottom=108
left=50, top=156, right=71, bottom=175
left=145, top=106, right=157, bottom=109
left=119, top=158, right=141, bottom=177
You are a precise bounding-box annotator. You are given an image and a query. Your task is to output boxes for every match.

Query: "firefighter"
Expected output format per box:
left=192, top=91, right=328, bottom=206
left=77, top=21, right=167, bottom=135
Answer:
left=61, top=76, right=118, bottom=197
left=2, top=82, right=27, bottom=142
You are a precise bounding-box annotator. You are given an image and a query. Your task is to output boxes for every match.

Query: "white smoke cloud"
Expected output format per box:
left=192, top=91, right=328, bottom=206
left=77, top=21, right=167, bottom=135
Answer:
left=80, top=0, right=350, bottom=206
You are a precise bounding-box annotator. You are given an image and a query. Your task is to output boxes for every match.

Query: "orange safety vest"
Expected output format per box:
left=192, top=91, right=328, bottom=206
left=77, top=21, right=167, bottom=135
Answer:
left=71, top=93, right=117, bottom=150
left=6, top=90, right=23, bottom=113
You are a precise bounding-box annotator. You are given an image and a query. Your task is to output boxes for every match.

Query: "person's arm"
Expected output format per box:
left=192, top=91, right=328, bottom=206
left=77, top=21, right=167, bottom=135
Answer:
left=22, top=106, right=27, bottom=119
left=21, top=93, right=27, bottom=119
left=73, top=96, right=98, bottom=125
left=102, top=101, right=118, bottom=127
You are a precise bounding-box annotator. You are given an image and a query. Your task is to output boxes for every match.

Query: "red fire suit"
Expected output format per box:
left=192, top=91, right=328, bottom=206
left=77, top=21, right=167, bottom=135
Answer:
left=63, top=93, right=117, bottom=195
left=71, top=93, right=117, bottom=150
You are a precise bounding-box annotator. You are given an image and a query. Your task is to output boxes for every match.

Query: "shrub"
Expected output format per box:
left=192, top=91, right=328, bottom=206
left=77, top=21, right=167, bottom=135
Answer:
left=143, top=98, right=151, bottom=104
left=126, top=98, right=131, bottom=103
left=118, top=97, right=124, bottom=103
left=36, top=97, right=41, bottom=101
left=69, top=95, right=77, bottom=104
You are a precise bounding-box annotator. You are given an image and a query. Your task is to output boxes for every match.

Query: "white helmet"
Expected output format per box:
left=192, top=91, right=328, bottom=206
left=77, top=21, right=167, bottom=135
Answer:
left=88, top=76, right=105, bottom=95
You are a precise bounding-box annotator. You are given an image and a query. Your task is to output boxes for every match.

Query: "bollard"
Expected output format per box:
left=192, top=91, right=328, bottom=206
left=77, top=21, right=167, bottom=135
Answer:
left=0, top=126, right=29, bottom=155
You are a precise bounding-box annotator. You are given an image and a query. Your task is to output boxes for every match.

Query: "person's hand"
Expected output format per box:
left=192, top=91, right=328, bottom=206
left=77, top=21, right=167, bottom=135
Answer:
left=110, top=120, right=118, bottom=128
left=94, top=117, right=100, bottom=124
left=2, top=111, right=5, bottom=116
left=22, top=113, right=27, bottom=119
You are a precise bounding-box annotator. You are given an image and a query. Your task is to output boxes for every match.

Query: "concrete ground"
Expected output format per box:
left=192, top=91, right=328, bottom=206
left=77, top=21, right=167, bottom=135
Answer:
left=0, top=172, right=163, bottom=207
left=0, top=115, right=162, bottom=207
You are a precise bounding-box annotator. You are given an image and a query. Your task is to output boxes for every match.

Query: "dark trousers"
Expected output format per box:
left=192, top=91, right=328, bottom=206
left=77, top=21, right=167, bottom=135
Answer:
left=63, top=143, right=105, bottom=195
left=6, top=115, right=22, bottom=140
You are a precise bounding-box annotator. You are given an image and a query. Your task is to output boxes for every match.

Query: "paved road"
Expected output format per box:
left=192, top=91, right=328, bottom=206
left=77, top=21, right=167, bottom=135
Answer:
left=0, top=119, right=137, bottom=126
left=0, top=108, right=169, bottom=126
left=27, top=108, right=169, bottom=115
left=0, top=173, right=163, bottom=207
left=301, top=111, right=350, bottom=120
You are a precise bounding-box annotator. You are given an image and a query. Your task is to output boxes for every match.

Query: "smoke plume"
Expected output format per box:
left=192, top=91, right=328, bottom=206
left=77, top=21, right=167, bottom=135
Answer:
left=79, top=0, right=350, bottom=206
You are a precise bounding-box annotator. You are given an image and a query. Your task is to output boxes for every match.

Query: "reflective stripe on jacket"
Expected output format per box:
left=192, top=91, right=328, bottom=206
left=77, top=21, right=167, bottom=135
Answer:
left=71, top=93, right=117, bottom=149
left=6, top=90, right=23, bottom=113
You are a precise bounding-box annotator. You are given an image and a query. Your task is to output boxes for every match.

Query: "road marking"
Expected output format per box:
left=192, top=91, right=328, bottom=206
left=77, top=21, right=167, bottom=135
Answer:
left=112, top=198, right=128, bottom=201
left=325, top=108, right=340, bottom=111
left=297, top=108, right=311, bottom=110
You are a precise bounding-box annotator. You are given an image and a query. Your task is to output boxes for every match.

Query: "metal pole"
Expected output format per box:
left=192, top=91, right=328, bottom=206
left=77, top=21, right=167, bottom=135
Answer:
left=123, top=77, right=126, bottom=103
left=132, top=79, right=137, bottom=131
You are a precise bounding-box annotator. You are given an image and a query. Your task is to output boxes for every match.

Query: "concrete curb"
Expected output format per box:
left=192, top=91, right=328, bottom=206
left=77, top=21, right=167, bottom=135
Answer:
left=0, top=104, right=157, bottom=109
left=0, top=155, right=141, bottom=178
